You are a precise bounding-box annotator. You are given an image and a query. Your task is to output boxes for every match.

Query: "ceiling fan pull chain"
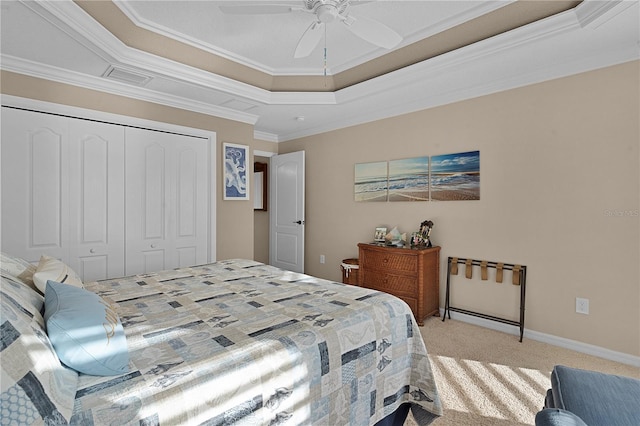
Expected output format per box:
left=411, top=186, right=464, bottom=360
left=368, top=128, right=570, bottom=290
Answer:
left=323, top=23, right=328, bottom=85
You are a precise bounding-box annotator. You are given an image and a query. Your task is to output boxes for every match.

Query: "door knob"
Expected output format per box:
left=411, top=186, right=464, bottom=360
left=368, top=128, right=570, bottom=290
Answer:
left=151, top=244, right=157, bottom=248
left=294, top=220, right=305, bottom=225
left=89, top=248, right=95, bottom=254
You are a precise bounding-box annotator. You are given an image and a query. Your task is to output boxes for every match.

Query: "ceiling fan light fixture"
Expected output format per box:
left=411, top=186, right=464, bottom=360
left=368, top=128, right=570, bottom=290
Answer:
left=317, top=4, right=338, bottom=23
left=221, top=0, right=403, bottom=58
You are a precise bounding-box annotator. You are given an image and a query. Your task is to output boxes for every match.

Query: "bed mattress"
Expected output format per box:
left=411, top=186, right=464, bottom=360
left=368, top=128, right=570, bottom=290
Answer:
left=71, top=259, right=442, bottom=425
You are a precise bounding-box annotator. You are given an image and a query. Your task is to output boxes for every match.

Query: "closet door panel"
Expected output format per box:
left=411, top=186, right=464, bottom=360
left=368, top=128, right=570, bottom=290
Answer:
left=30, top=131, right=64, bottom=248
left=174, top=144, right=208, bottom=266
left=177, top=247, right=197, bottom=268
left=177, top=148, right=197, bottom=238
left=1, top=108, right=69, bottom=262
left=140, top=249, right=166, bottom=274
left=68, top=119, right=125, bottom=281
left=143, top=144, right=166, bottom=240
left=125, top=127, right=208, bottom=275
left=80, top=139, right=108, bottom=242
left=125, top=133, right=169, bottom=275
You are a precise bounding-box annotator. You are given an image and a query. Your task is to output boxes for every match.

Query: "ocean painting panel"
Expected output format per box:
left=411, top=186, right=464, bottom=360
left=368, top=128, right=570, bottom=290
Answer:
left=355, top=161, right=388, bottom=202
left=388, top=156, right=429, bottom=201
left=431, top=150, right=480, bottom=201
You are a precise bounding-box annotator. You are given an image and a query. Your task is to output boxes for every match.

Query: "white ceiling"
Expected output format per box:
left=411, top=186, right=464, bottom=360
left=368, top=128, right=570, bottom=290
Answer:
left=1, top=1, right=639, bottom=142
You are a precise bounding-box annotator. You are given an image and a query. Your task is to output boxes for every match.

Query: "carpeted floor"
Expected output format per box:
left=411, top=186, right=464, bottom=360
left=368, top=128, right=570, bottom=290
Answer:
left=406, top=317, right=639, bottom=426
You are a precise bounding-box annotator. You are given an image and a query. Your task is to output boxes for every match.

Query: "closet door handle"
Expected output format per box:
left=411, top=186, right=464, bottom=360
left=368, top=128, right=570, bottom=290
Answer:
left=151, top=244, right=157, bottom=248
left=89, top=248, right=96, bottom=254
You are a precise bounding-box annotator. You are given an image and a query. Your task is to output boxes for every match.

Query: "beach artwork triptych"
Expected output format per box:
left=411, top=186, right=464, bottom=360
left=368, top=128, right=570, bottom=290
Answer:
left=354, top=150, right=480, bottom=202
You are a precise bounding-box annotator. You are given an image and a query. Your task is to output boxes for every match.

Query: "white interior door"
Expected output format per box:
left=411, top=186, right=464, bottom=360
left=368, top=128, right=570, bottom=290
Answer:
left=125, top=127, right=209, bottom=275
left=67, top=119, right=125, bottom=281
left=269, top=151, right=305, bottom=273
left=1, top=108, right=70, bottom=263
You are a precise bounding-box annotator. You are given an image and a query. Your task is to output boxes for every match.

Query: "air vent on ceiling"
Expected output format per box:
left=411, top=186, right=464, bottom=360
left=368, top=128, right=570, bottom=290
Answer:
left=103, top=66, right=153, bottom=86
left=221, top=99, right=257, bottom=112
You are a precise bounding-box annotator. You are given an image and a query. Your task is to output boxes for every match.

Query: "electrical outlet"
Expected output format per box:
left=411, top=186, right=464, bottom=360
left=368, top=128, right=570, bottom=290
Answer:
left=320, top=255, right=325, bottom=264
left=576, top=297, right=589, bottom=315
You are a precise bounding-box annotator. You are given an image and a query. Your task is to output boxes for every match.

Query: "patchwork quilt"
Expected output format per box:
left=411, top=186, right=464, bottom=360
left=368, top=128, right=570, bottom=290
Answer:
left=72, top=259, right=443, bottom=425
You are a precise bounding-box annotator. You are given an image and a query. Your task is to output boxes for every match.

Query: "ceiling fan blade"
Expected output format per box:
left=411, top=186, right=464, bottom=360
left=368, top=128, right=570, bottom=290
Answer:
left=343, top=14, right=402, bottom=49
left=219, top=4, right=295, bottom=15
left=294, top=21, right=324, bottom=58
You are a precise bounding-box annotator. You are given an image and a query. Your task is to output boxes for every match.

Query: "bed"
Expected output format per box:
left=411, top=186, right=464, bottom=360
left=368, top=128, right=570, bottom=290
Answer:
left=1, top=254, right=442, bottom=425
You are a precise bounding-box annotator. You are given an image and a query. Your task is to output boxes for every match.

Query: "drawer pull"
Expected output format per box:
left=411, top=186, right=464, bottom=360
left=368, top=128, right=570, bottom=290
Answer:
left=383, top=258, right=389, bottom=263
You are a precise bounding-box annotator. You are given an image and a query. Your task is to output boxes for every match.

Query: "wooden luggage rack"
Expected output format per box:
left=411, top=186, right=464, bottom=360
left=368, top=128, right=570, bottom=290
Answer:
left=442, top=256, right=527, bottom=342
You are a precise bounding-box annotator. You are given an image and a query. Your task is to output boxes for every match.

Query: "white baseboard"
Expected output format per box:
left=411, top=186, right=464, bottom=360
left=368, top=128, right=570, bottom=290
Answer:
left=439, top=309, right=640, bottom=368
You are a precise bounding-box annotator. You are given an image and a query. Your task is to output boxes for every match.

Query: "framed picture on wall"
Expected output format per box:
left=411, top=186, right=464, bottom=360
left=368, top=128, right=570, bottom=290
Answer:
left=354, top=161, right=388, bottom=202
left=430, top=150, right=480, bottom=201
left=388, top=156, right=429, bottom=201
left=223, top=142, right=249, bottom=200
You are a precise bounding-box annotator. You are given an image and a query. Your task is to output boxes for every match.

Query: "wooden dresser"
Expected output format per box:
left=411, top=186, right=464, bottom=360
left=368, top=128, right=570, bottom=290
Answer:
left=358, top=243, right=440, bottom=326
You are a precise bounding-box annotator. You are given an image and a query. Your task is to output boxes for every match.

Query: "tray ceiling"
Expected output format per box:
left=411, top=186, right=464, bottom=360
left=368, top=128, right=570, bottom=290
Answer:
left=1, top=1, right=638, bottom=141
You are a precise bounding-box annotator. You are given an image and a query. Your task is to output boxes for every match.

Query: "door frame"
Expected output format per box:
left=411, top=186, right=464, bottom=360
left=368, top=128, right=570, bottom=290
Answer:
left=1, top=95, right=218, bottom=262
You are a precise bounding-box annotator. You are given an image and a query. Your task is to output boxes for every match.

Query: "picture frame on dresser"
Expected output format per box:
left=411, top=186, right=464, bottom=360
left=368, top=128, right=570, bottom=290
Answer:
left=374, top=227, right=387, bottom=242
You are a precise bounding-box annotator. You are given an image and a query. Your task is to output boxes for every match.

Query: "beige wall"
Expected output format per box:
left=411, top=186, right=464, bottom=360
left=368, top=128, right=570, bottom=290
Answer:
left=1, top=70, right=256, bottom=261
left=3, top=61, right=638, bottom=356
left=279, top=61, right=640, bottom=357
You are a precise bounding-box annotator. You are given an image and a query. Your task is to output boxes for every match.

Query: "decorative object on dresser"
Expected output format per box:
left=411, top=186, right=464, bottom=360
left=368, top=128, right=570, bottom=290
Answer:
left=411, top=219, right=434, bottom=247
left=358, top=243, right=440, bottom=326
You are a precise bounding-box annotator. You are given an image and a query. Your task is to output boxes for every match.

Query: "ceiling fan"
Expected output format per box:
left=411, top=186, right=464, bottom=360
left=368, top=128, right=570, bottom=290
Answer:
left=219, top=0, right=403, bottom=58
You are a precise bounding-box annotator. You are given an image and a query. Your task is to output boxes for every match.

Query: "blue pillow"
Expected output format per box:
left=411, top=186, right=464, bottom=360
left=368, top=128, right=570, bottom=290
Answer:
left=44, top=280, right=129, bottom=376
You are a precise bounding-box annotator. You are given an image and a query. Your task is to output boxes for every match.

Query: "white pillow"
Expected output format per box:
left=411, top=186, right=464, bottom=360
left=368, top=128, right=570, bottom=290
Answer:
left=0, top=251, right=37, bottom=290
left=33, top=255, right=83, bottom=294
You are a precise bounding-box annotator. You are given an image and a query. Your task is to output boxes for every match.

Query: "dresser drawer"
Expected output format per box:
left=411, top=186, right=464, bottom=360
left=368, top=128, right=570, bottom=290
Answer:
left=361, top=250, right=417, bottom=274
left=362, top=271, right=417, bottom=298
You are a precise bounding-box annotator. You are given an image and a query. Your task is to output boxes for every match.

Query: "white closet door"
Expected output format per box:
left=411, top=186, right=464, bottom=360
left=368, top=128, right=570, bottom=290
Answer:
left=1, top=108, right=70, bottom=263
left=125, top=127, right=208, bottom=275
left=68, top=120, right=125, bottom=281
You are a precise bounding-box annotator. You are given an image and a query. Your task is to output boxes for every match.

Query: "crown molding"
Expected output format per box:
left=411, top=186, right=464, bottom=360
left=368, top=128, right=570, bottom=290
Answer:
left=34, top=1, right=271, bottom=103
left=114, top=0, right=280, bottom=76
left=0, top=94, right=220, bottom=140
left=254, top=131, right=280, bottom=143
left=273, top=2, right=639, bottom=141
left=114, top=0, right=514, bottom=77
left=331, top=0, right=516, bottom=75
left=31, top=0, right=637, bottom=109
left=1, top=54, right=259, bottom=125
left=575, top=0, right=636, bottom=29
left=253, top=150, right=277, bottom=158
